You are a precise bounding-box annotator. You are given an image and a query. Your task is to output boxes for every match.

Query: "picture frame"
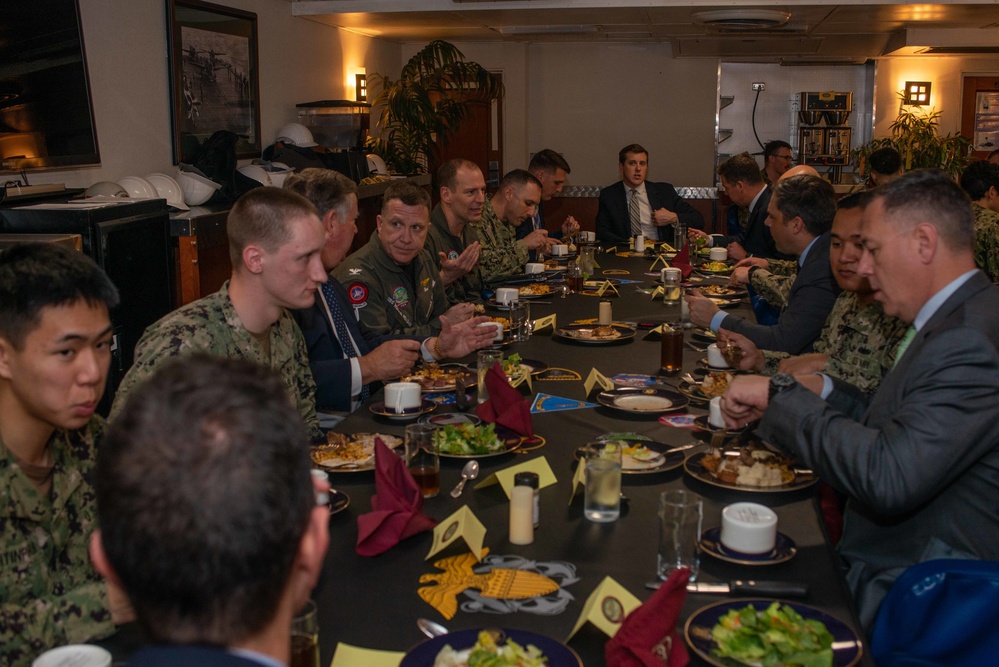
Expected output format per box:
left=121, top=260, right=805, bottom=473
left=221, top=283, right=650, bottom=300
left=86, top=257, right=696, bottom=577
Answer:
left=167, top=0, right=261, bottom=164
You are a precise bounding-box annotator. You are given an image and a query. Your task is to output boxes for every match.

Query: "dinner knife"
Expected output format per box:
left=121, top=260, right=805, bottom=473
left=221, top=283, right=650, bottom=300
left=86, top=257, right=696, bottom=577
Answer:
left=645, top=580, right=809, bottom=598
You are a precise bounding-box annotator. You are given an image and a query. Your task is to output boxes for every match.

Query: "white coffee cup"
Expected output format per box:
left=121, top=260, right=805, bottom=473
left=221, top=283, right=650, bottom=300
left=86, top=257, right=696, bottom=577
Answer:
left=551, top=244, right=568, bottom=257
left=720, top=502, right=778, bottom=554
left=477, top=320, right=504, bottom=342
left=496, top=287, right=519, bottom=305
left=583, top=231, right=596, bottom=243
left=383, top=382, right=422, bottom=413
left=33, top=645, right=112, bottom=667
left=634, top=234, right=644, bottom=252
left=708, top=396, right=725, bottom=429
left=709, top=247, right=729, bottom=261
left=707, top=343, right=729, bottom=368
left=525, top=262, right=544, bottom=274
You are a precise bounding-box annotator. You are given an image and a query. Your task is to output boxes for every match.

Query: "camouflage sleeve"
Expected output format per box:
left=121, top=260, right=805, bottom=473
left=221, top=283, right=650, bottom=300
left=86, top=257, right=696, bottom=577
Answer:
left=109, top=322, right=185, bottom=421
left=973, top=220, right=999, bottom=283
left=290, top=323, right=323, bottom=442
left=767, top=259, right=798, bottom=277
left=761, top=350, right=790, bottom=375
left=477, top=219, right=528, bottom=282
left=749, top=270, right=793, bottom=309
left=0, top=582, right=114, bottom=665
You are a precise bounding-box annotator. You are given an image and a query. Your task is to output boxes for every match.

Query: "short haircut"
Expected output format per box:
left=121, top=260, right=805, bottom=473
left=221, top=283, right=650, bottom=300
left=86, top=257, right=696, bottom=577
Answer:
left=959, top=160, right=999, bottom=201
left=836, top=190, right=871, bottom=212
left=618, top=144, right=648, bottom=164
left=874, top=169, right=974, bottom=253
left=869, top=147, right=903, bottom=176
left=226, top=187, right=318, bottom=266
left=437, top=158, right=480, bottom=192
left=772, top=174, right=836, bottom=237
left=283, top=168, right=357, bottom=222
left=0, top=243, right=119, bottom=350
left=382, top=178, right=431, bottom=214
left=718, top=153, right=764, bottom=187
left=988, top=148, right=999, bottom=162
left=499, top=168, right=542, bottom=192
left=96, top=355, right=314, bottom=645
left=528, top=149, right=571, bottom=175
left=764, top=140, right=792, bottom=158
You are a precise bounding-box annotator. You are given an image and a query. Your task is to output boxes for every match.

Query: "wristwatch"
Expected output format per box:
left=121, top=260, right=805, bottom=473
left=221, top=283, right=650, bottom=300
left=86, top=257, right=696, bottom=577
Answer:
left=769, top=373, right=797, bottom=401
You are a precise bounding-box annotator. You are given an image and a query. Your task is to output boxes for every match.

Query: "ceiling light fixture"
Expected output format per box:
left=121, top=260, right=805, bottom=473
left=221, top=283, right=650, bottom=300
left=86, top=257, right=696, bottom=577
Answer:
left=691, top=9, right=791, bottom=32
left=498, top=24, right=598, bottom=36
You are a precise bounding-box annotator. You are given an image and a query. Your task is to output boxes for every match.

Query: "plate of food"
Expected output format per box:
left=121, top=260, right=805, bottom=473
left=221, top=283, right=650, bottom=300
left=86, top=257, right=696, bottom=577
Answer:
left=401, top=628, right=582, bottom=667
left=697, top=261, right=735, bottom=276
left=709, top=297, right=742, bottom=309
left=401, top=363, right=475, bottom=393
left=575, top=438, right=689, bottom=475
left=553, top=323, right=636, bottom=345
left=512, top=283, right=554, bottom=299
left=684, top=599, right=862, bottom=667
left=700, top=285, right=747, bottom=298
left=684, top=444, right=818, bottom=492
left=311, top=432, right=403, bottom=473
left=596, top=387, right=689, bottom=415
left=677, top=371, right=735, bottom=403
left=699, top=527, right=797, bottom=566
left=432, top=422, right=524, bottom=459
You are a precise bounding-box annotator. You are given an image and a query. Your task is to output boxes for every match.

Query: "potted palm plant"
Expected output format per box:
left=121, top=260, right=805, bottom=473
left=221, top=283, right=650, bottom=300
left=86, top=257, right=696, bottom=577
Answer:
left=853, top=93, right=972, bottom=181
left=366, top=40, right=504, bottom=176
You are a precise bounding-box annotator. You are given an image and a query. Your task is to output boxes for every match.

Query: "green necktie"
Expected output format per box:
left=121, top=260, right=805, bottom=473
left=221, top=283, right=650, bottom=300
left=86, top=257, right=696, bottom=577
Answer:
left=892, top=325, right=917, bottom=368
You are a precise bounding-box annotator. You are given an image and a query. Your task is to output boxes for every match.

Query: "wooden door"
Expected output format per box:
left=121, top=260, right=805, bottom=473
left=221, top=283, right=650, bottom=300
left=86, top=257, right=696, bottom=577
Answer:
left=435, top=73, right=504, bottom=189
left=961, top=75, right=999, bottom=159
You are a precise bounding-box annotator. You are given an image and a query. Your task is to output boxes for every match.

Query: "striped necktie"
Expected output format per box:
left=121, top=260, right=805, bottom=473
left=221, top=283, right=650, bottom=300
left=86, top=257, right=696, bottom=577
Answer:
left=321, top=282, right=370, bottom=401
left=629, top=188, right=642, bottom=235
left=892, top=325, right=917, bottom=369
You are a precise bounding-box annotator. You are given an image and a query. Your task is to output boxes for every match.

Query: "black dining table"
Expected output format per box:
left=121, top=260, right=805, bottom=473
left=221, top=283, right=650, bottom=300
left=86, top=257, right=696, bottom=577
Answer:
left=314, top=247, right=872, bottom=667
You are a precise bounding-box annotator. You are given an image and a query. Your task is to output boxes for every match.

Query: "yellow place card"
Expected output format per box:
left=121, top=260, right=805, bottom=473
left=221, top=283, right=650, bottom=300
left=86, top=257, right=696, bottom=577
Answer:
left=649, top=254, right=671, bottom=270
left=509, top=369, right=532, bottom=392
left=567, top=576, right=643, bottom=640
left=602, top=269, right=629, bottom=275
left=584, top=368, right=614, bottom=396
left=604, top=245, right=618, bottom=254
left=330, top=643, right=405, bottom=667
left=660, top=242, right=677, bottom=253
left=474, top=457, right=557, bottom=498
left=568, top=458, right=586, bottom=505
left=426, top=505, right=486, bottom=562
left=595, top=281, right=620, bottom=297
left=532, top=313, right=556, bottom=333
left=649, top=285, right=664, bottom=300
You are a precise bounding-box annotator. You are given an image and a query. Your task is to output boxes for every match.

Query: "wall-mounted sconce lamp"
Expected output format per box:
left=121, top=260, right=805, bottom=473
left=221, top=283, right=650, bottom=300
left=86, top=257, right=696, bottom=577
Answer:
left=904, top=81, right=931, bottom=106
left=356, top=74, right=367, bottom=102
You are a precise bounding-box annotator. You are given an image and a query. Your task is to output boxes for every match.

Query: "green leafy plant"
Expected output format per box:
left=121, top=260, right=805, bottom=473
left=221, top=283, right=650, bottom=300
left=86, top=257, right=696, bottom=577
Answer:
left=366, top=40, right=504, bottom=175
left=853, top=92, right=972, bottom=181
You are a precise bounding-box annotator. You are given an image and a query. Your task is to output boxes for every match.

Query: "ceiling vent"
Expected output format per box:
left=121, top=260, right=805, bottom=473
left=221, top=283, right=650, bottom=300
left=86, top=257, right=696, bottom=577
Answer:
left=691, top=9, right=792, bottom=32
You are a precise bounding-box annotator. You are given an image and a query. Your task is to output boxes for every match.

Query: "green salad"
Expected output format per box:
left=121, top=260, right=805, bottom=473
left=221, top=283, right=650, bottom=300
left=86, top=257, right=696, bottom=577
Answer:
left=501, top=353, right=523, bottom=376
left=433, top=630, right=546, bottom=667
left=433, top=423, right=505, bottom=456
left=711, top=602, right=834, bottom=667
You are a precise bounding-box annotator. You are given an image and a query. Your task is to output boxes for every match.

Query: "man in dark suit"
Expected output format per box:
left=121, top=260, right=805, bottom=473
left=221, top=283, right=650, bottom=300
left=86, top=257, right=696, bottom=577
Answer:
left=721, top=170, right=999, bottom=628
left=91, top=357, right=329, bottom=667
left=686, top=174, right=840, bottom=354
left=595, top=143, right=704, bottom=245
left=689, top=152, right=788, bottom=261
left=286, top=170, right=493, bottom=413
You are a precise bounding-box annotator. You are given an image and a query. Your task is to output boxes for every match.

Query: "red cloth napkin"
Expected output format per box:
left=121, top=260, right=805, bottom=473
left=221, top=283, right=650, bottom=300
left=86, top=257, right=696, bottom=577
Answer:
left=474, top=362, right=533, bottom=437
left=356, top=439, right=437, bottom=557
left=670, top=243, right=693, bottom=279
left=605, top=568, right=691, bottom=667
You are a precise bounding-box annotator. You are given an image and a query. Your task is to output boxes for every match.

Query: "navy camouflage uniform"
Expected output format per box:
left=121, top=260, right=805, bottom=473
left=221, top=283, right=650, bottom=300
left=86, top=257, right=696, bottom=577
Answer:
left=972, top=203, right=999, bottom=283
left=474, top=198, right=531, bottom=283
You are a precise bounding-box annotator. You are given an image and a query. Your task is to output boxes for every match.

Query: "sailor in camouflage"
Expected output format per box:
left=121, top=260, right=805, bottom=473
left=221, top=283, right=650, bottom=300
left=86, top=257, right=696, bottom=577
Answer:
left=721, top=192, right=908, bottom=394
left=426, top=159, right=486, bottom=304
left=0, top=244, right=123, bottom=665
left=475, top=169, right=550, bottom=283
left=333, top=180, right=473, bottom=339
left=959, top=160, right=999, bottom=283
left=109, top=188, right=326, bottom=441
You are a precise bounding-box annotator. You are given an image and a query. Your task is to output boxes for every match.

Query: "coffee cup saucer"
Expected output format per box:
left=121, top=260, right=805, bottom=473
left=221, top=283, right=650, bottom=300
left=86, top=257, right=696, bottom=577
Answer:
left=699, top=526, right=797, bottom=565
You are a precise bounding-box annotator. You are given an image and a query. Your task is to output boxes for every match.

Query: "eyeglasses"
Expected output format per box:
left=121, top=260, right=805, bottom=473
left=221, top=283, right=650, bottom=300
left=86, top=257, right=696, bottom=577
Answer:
left=775, top=154, right=794, bottom=162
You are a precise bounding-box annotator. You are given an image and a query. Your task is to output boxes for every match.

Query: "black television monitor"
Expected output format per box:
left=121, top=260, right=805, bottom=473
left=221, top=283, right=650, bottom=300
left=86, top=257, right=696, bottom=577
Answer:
left=0, top=0, right=101, bottom=172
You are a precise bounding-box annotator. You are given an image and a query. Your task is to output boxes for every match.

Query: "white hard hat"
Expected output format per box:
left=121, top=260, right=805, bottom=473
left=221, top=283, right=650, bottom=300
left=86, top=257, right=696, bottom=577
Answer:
left=276, top=123, right=317, bottom=148
left=85, top=181, right=128, bottom=198
left=175, top=170, right=222, bottom=206
left=237, top=164, right=273, bottom=186
left=367, top=154, right=388, bottom=176
left=145, top=172, right=190, bottom=210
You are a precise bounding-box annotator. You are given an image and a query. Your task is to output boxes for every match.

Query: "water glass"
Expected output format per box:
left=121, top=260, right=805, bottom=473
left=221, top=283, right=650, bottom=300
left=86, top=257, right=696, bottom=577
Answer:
left=290, top=600, right=319, bottom=667
left=509, top=301, right=531, bottom=342
left=583, top=443, right=622, bottom=522
left=662, top=267, right=682, bottom=304
left=405, top=424, right=440, bottom=498
left=477, top=349, right=504, bottom=404
left=657, top=490, right=703, bottom=582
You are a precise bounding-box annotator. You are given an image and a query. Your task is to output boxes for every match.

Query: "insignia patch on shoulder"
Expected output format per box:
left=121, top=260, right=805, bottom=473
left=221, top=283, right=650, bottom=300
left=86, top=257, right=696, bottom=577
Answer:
left=392, top=286, right=410, bottom=308
left=348, top=282, right=368, bottom=305
left=348, top=268, right=362, bottom=276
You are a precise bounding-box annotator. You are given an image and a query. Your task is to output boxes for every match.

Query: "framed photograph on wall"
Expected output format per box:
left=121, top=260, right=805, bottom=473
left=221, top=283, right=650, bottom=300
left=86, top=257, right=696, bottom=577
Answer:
left=167, top=0, right=261, bottom=163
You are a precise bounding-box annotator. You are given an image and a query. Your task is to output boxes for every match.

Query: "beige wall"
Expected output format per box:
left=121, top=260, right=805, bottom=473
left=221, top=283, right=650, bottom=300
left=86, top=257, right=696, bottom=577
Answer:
left=28, top=0, right=399, bottom=189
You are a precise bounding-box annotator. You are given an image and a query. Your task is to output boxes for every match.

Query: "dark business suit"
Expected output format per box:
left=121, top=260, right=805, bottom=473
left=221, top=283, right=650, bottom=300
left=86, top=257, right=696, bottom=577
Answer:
left=293, top=281, right=415, bottom=412
left=720, top=232, right=839, bottom=354
left=712, top=186, right=792, bottom=260
left=758, top=271, right=999, bottom=627
left=127, top=645, right=267, bottom=666
left=595, top=181, right=705, bottom=245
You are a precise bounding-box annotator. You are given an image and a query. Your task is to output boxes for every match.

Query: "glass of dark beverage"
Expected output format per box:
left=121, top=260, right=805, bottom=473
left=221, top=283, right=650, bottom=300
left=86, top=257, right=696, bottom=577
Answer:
left=290, top=600, right=319, bottom=667
left=405, top=424, right=440, bottom=498
left=660, top=325, right=684, bottom=374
